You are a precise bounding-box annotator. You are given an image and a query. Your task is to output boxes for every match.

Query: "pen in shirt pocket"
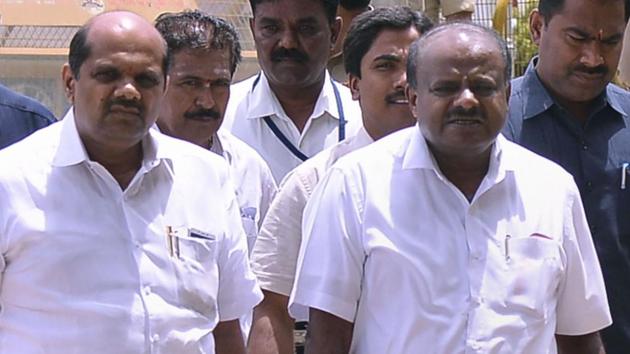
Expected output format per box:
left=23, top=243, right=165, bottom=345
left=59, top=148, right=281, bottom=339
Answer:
left=621, top=163, right=629, bottom=190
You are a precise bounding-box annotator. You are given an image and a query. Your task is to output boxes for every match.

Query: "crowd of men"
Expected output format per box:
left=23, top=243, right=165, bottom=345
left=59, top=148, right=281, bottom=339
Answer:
left=0, top=0, right=628, bottom=353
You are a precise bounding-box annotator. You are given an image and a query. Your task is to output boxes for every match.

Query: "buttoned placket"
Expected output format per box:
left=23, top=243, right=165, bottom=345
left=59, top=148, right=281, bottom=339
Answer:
left=86, top=160, right=167, bottom=353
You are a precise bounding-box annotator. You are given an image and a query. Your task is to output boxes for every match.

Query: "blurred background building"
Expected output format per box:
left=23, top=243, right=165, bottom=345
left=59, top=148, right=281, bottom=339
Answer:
left=0, top=0, right=571, bottom=118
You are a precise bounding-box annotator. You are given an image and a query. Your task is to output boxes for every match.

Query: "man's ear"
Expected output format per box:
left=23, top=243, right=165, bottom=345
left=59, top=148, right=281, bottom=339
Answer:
left=405, top=85, right=419, bottom=119
left=330, top=16, right=342, bottom=49
left=348, top=73, right=360, bottom=101
left=529, top=8, right=544, bottom=46
left=61, top=63, right=75, bottom=104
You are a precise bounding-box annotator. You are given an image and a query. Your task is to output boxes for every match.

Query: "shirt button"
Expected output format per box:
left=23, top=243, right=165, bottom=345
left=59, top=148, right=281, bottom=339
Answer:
left=582, top=143, right=588, bottom=150
left=151, top=334, right=160, bottom=343
left=143, top=286, right=151, bottom=296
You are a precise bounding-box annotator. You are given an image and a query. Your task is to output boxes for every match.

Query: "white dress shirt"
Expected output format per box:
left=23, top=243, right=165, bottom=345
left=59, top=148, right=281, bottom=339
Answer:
left=251, top=127, right=373, bottom=321
left=211, top=129, right=277, bottom=254
left=223, top=71, right=362, bottom=182
left=0, top=112, right=262, bottom=354
left=290, top=126, right=611, bottom=354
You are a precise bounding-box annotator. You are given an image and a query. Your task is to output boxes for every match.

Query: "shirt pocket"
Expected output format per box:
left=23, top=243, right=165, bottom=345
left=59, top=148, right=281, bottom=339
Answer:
left=170, top=229, right=219, bottom=319
left=504, top=236, right=563, bottom=320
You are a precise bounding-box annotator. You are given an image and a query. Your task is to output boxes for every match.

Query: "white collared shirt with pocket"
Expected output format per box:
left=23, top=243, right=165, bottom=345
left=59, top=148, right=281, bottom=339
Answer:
left=290, top=126, right=612, bottom=354
left=0, top=111, right=262, bottom=354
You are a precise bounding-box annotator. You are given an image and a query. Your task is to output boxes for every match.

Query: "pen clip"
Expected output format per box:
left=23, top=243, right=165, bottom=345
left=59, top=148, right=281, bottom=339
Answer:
left=621, top=163, right=629, bottom=190
left=505, top=234, right=511, bottom=262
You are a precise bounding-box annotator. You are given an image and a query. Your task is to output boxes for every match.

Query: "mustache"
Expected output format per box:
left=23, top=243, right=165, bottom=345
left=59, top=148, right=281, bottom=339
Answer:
left=385, top=90, right=408, bottom=103
left=107, top=98, right=142, bottom=112
left=271, top=47, right=308, bottom=62
left=184, top=109, right=221, bottom=120
left=573, top=64, right=608, bottom=75
left=446, top=106, right=482, bottom=120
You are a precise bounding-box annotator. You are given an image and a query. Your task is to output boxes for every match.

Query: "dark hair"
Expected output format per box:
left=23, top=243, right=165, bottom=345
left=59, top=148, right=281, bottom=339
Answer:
left=407, top=22, right=511, bottom=89
left=340, top=0, right=371, bottom=10
left=68, top=12, right=170, bottom=80
left=249, top=0, right=340, bottom=24
left=343, top=7, right=433, bottom=78
left=538, top=0, right=630, bottom=24
left=155, top=10, right=241, bottom=75
left=68, top=25, right=91, bottom=79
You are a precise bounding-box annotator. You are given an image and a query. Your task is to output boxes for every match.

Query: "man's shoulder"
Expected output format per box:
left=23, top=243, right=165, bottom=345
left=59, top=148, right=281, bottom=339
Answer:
left=0, top=84, right=56, bottom=123
left=218, top=130, right=273, bottom=176
left=229, top=74, right=258, bottom=95
left=606, top=83, right=630, bottom=115
left=331, top=127, right=414, bottom=175
left=0, top=122, right=61, bottom=179
left=154, top=132, right=230, bottom=175
left=501, top=136, right=574, bottom=183
left=224, top=74, right=260, bottom=130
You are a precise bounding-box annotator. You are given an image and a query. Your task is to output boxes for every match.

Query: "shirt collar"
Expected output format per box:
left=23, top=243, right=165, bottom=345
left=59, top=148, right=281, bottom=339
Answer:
left=246, top=71, right=341, bottom=121
left=52, top=109, right=91, bottom=167
left=519, top=57, right=557, bottom=120
left=352, top=126, right=375, bottom=147
left=521, top=56, right=624, bottom=119
left=53, top=109, right=173, bottom=174
left=402, top=125, right=513, bottom=182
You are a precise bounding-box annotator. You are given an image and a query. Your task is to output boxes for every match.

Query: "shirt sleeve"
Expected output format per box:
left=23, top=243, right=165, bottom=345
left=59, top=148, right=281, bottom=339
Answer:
left=217, top=176, right=263, bottom=321
left=250, top=168, right=310, bottom=297
left=555, top=182, right=612, bottom=335
left=289, top=164, right=365, bottom=322
left=256, top=160, right=278, bottom=230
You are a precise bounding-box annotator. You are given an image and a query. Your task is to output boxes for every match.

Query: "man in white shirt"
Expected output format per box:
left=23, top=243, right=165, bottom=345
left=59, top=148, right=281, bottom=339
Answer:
left=291, top=22, right=611, bottom=353
left=223, top=0, right=362, bottom=182
left=154, top=10, right=276, bottom=254
left=0, top=11, right=261, bottom=354
left=248, top=7, right=433, bottom=354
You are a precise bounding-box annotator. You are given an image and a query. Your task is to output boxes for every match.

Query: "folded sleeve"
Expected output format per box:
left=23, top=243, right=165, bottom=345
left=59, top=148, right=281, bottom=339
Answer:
left=251, top=169, right=310, bottom=297
left=555, top=183, right=612, bottom=335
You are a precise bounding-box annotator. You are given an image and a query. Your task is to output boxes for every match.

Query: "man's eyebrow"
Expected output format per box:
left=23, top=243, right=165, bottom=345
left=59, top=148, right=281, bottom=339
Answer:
left=257, top=17, right=279, bottom=24
left=296, top=17, right=319, bottom=24
left=174, top=74, right=202, bottom=80
left=601, top=32, right=624, bottom=42
left=564, top=26, right=624, bottom=41
left=564, top=26, right=590, bottom=37
left=372, top=54, right=401, bottom=62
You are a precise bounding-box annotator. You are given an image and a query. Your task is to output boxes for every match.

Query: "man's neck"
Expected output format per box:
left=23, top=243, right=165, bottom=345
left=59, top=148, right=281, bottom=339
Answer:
left=267, top=74, right=326, bottom=133
left=431, top=147, right=492, bottom=202
left=84, top=140, right=144, bottom=190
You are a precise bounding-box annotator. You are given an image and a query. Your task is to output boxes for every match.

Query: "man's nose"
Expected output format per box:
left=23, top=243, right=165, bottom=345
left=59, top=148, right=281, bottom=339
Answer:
left=195, top=87, right=216, bottom=109
left=278, top=28, right=299, bottom=49
left=580, top=41, right=605, bottom=68
left=453, top=88, right=479, bottom=111
left=394, top=69, right=407, bottom=90
left=115, top=81, right=141, bottom=101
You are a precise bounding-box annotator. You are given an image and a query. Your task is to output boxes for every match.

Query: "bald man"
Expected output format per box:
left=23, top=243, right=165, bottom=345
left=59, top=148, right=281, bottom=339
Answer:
left=0, top=11, right=261, bottom=354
